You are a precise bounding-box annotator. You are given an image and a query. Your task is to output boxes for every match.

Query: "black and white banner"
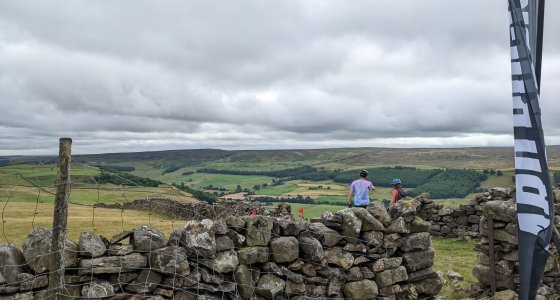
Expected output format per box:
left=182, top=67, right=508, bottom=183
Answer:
left=508, top=0, right=553, bottom=299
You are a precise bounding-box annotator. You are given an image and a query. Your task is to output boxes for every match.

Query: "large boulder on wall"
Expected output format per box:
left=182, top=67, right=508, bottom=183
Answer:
left=182, top=219, right=216, bottom=258
left=336, top=208, right=362, bottom=239
left=131, top=225, right=168, bottom=251
left=22, top=227, right=78, bottom=274
left=389, top=199, right=421, bottom=222
left=244, top=216, right=274, bottom=246
left=0, top=244, right=26, bottom=283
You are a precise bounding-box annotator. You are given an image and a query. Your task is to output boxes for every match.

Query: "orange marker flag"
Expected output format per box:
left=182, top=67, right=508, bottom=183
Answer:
left=298, top=208, right=304, bottom=215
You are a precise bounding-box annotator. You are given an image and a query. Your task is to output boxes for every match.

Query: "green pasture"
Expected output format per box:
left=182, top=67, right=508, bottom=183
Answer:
left=0, top=163, right=100, bottom=186
left=126, top=162, right=168, bottom=179
left=286, top=201, right=386, bottom=219
left=480, top=172, right=515, bottom=189
left=288, top=204, right=347, bottom=219
left=315, top=195, right=347, bottom=204
left=432, top=237, right=478, bottom=299
left=175, top=173, right=273, bottom=192
left=202, top=161, right=309, bottom=172
left=256, top=182, right=300, bottom=196
left=315, top=186, right=394, bottom=204
left=0, top=163, right=99, bottom=177
left=0, top=184, right=196, bottom=206
left=256, top=180, right=346, bottom=197
left=0, top=163, right=196, bottom=205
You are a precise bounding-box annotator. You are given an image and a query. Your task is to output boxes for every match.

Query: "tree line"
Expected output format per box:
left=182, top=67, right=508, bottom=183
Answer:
left=332, top=168, right=442, bottom=188
left=186, top=164, right=491, bottom=200
left=251, top=195, right=314, bottom=204
left=163, top=166, right=181, bottom=174
left=408, top=169, right=487, bottom=199
left=0, top=159, right=9, bottom=167
left=102, top=165, right=135, bottom=172
left=173, top=182, right=218, bottom=203
left=196, top=165, right=317, bottom=178
left=94, top=172, right=162, bottom=187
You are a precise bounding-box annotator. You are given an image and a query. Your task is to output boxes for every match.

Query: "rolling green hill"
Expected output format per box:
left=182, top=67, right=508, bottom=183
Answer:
left=3, top=146, right=559, bottom=204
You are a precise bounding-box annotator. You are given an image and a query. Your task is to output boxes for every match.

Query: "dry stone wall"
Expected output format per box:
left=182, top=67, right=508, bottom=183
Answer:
left=94, top=199, right=277, bottom=220
left=0, top=200, right=443, bottom=299
left=470, top=187, right=560, bottom=300
left=417, top=193, right=492, bottom=239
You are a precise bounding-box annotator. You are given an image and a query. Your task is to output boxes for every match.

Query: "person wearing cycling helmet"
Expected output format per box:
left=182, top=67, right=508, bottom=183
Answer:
left=348, top=170, right=376, bottom=208
left=390, top=178, right=407, bottom=207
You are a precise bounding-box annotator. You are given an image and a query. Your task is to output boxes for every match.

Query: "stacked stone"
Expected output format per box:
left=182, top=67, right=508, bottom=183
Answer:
left=0, top=201, right=443, bottom=300
left=305, top=198, right=444, bottom=299
left=471, top=187, right=560, bottom=299
left=384, top=199, right=445, bottom=299
left=94, top=199, right=270, bottom=221
left=417, top=194, right=487, bottom=239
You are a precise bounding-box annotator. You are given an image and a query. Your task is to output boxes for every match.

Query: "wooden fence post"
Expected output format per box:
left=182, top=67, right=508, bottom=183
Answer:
left=48, top=138, right=72, bottom=299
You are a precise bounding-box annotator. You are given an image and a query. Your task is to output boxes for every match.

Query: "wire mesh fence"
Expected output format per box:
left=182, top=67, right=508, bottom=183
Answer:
left=0, top=138, right=446, bottom=300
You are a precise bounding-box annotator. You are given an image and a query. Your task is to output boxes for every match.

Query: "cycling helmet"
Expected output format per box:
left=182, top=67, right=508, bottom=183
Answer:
left=359, top=170, right=368, bottom=177
left=392, top=178, right=402, bottom=186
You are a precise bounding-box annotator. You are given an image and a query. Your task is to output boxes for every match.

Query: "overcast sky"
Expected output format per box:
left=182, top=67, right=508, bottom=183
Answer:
left=1, top=1, right=559, bottom=155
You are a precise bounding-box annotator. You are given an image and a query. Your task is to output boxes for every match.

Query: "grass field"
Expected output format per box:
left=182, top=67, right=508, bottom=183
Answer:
left=0, top=202, right=182, bottom=248
left=121, top=162, right=168, bottom=179
left=480, top=172, right=515, bottom=189
left=183, top=173, right=273, bottom=192
left=288, top=204, right=347, bottom=219
left=0, top=182, right=196, bottom=205
left=315, top=195, right=347, bottom=204
left=256, top=182, right=300, bottom=196
left=432, top=237, right=478, bottom=299
left=256, top=180, right=397, bottom=202
left=289, top=181, right=347, bottom=196
left=257, top=180, right=349, bottom=198
left=0, top=163, right=100, bottom=186
left=0, top=162, right=200, bottom=205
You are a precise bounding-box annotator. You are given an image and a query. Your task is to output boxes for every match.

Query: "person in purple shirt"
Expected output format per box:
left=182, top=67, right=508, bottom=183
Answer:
left=348, top=170, right=376, bottom=208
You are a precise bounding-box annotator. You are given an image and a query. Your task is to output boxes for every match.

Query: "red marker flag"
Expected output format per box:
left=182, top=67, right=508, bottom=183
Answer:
left=298, top=208, right=304, bottom=215
left=251, top=210, right=257, bottom=216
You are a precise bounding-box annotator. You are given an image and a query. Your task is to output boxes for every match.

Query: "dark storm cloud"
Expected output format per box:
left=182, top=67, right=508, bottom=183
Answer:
left=1, top=0, right=559, bottom=154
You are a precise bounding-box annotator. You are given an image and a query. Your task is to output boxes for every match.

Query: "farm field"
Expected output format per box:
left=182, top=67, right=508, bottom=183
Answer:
left=0, top=154, right=539, bottom=225
left=0, top=163, right=197, bottom=205
left=182, top=173, right=273, bottom=192
left=255, top=182, right=300, bottom=196
left=8, top=147, right=556, bottom=203
left=287, top=203, right=349, bottom=219
left=480, top=171, right=515, bottom=189
left=0, top=184, right=195, bottom=205
left=0, top=163, right=99, bottom=186
left=0, top=202, right=181, bottom=248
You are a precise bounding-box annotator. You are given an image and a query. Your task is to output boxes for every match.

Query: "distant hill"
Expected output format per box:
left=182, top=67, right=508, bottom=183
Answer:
left=3, top=146, right=560, bottom=203
left=8, top=146, right=560, bottom=171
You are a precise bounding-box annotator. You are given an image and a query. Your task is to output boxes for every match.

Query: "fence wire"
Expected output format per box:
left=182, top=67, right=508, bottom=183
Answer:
left=0, top=157, right=415, bottom=300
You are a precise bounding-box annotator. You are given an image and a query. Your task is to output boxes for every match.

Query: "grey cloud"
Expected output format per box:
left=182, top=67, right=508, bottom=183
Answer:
left=0, top=0, right=559, bottom=154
